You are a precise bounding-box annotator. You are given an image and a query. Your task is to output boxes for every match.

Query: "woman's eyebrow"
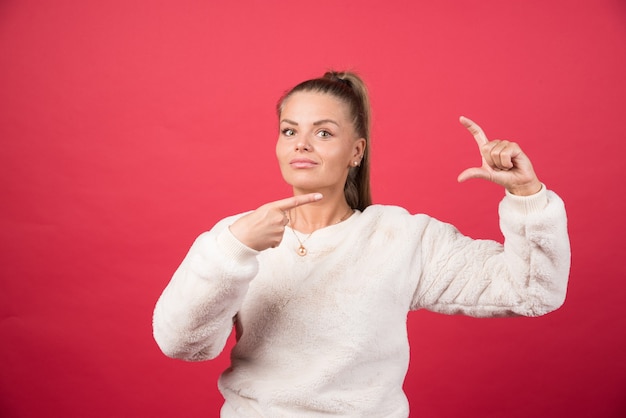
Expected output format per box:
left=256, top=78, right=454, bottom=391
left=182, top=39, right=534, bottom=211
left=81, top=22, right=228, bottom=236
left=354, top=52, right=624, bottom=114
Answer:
left=313, top=119, right=339, bottom=127
left=280, top=119, right=340, bottom=127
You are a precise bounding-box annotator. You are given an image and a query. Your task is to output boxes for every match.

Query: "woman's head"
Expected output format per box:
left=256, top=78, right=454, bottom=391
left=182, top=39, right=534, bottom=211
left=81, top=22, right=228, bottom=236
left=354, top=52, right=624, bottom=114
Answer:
left=276, top=71, right=372, bottom=211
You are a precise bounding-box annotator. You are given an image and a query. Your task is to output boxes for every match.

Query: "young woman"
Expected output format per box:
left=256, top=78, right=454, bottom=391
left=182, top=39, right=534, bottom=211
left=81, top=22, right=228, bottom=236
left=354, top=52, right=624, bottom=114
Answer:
left=153, top=71, right=570, bottom=417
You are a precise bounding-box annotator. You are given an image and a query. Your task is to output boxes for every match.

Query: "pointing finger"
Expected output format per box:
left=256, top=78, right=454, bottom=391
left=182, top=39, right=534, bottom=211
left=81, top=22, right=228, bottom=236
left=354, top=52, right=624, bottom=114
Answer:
left=274, top=193, right=323, bottom=211
left=460, top=116, right=489, bottom=146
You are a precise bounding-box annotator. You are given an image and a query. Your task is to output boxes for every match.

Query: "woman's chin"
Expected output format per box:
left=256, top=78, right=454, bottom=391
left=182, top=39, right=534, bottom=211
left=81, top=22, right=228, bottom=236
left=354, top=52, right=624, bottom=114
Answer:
left=283, top=176, right=321, bottom=190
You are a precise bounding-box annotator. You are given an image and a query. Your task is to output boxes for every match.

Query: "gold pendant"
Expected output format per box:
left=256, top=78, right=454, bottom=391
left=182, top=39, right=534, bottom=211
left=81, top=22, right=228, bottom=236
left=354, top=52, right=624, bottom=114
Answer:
left=297, top=245, right=307, bottom=256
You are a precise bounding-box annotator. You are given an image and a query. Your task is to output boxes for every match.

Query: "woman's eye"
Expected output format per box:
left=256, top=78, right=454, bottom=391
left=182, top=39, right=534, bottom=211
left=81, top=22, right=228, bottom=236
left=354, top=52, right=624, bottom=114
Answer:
left=282, top=128, right=295, bottom=137
left=317, top=130, right=332, bottom=138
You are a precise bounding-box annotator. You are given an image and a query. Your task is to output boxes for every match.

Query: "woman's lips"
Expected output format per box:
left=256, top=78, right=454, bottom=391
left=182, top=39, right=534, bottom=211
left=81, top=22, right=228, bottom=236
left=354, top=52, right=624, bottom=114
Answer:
left=289, top=158, right=318, bottom=168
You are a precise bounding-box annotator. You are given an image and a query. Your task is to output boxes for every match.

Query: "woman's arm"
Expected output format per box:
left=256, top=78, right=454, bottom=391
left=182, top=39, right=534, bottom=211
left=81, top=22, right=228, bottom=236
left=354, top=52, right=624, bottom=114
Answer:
left=152, top=217, right=259, bottom=361
left=412, top=186, right=570, bottom=317
left=152, top=193, right=322, bottom=361
left=413, top=117, right=570, bottom=315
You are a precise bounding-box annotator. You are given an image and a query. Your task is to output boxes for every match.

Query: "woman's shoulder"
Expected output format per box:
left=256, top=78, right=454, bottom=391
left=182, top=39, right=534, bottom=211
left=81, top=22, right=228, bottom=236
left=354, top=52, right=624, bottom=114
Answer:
left=360, top=204, right=431, bottom=224
left=348, top=205, right=436, bottom=244
left=362, top=203, right=418, bottom=216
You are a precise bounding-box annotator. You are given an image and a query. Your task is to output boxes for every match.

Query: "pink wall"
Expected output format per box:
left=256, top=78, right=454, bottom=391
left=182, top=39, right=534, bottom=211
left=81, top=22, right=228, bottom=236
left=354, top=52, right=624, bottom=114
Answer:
left=1, top=1, right=625, bottom=417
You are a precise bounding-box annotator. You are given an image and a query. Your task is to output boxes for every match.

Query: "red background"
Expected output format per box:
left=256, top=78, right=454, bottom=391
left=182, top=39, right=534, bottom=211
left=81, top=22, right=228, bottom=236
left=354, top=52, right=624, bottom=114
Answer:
left=1, top=1, right=625, bottom=417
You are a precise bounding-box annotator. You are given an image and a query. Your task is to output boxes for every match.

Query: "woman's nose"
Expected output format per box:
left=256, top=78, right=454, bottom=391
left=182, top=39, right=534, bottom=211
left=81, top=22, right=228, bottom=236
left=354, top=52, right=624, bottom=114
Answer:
left=295, top=138, right=311, bottom=151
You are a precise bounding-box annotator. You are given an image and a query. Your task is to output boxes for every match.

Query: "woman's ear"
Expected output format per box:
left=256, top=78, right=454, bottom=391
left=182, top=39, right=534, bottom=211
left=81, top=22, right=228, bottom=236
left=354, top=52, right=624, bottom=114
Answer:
left=353, top=137, right=366, bottom=160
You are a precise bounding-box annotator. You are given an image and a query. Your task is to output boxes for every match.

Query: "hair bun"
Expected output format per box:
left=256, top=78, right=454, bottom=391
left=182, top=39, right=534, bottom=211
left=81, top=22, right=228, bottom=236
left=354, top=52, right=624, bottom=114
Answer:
left=324, top=71, right=352, bottom=88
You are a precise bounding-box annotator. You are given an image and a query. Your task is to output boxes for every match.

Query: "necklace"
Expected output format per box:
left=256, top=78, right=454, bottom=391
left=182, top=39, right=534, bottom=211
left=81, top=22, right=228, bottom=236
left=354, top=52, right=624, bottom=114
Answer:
left=293, top=231, right=314, bottom=256
left=288, top=207, right=354, bottom=256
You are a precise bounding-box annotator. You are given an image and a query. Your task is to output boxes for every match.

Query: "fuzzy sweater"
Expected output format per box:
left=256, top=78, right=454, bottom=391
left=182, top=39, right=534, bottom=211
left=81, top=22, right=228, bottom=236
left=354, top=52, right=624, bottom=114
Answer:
left=153, top=186, right=570, bottom=417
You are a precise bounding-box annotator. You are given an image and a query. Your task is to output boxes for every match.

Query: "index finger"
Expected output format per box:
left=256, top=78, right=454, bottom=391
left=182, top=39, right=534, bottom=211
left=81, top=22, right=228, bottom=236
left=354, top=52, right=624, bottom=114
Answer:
left=459, top=116, right=489, bottom=146
left=273, top=193, right=323, bottom=211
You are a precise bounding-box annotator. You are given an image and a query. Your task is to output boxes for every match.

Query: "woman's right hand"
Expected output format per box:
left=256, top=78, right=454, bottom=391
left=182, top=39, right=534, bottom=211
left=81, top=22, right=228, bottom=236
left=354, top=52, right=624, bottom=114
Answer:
left=229, top=193, right=323, bottom=251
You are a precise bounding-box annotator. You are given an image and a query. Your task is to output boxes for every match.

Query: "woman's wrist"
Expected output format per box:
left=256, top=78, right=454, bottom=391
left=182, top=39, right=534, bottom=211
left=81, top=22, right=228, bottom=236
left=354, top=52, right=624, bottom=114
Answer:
left=506, top=179, right=543, bottom=196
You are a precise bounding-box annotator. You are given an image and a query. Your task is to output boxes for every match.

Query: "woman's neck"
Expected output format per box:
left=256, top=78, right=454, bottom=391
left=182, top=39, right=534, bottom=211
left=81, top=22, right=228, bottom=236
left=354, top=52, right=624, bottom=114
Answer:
left=289, top=190, right=352, bottom=233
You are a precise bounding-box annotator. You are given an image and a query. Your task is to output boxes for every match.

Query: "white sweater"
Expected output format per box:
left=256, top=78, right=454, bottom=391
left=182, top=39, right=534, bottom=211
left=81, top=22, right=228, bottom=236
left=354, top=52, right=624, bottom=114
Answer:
left=153, top=186, right=570, bottom=417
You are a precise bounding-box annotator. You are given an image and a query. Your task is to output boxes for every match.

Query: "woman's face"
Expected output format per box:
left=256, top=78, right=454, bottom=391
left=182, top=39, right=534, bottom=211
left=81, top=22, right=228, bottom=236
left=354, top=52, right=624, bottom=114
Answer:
left=276, top=91, right=365, bottom=195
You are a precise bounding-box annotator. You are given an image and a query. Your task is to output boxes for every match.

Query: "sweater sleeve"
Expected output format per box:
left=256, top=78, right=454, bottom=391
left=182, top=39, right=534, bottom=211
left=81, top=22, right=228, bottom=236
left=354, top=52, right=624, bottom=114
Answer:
left=411, top=185, right=571, bottom=317
left=152, top=216, right=259, bottom=361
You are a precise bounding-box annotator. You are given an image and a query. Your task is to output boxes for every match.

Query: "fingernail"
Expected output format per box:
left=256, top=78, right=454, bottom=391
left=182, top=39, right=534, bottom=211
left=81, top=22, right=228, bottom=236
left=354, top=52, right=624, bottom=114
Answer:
left=314, top=193, right=323, bottom=200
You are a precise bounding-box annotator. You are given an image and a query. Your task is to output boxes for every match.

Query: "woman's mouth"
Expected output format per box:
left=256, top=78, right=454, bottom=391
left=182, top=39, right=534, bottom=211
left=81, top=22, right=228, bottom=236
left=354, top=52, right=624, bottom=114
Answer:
left=289, top=158, right=318, bottom=168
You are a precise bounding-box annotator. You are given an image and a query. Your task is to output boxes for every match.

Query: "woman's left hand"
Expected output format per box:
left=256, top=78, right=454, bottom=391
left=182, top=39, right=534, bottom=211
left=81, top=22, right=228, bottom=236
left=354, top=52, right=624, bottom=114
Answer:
left=457, top=116, right=542, bottom=196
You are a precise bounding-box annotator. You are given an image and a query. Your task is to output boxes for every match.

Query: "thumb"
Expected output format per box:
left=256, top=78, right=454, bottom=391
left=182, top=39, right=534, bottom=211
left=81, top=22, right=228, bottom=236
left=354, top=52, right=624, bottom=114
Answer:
left=457, top=167, right=490, bottom=183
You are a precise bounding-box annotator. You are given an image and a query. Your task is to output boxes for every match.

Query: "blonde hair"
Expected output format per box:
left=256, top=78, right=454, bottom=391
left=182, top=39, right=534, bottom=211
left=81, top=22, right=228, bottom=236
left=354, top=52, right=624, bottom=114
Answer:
left=277, top=70, right=372, bottom=211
